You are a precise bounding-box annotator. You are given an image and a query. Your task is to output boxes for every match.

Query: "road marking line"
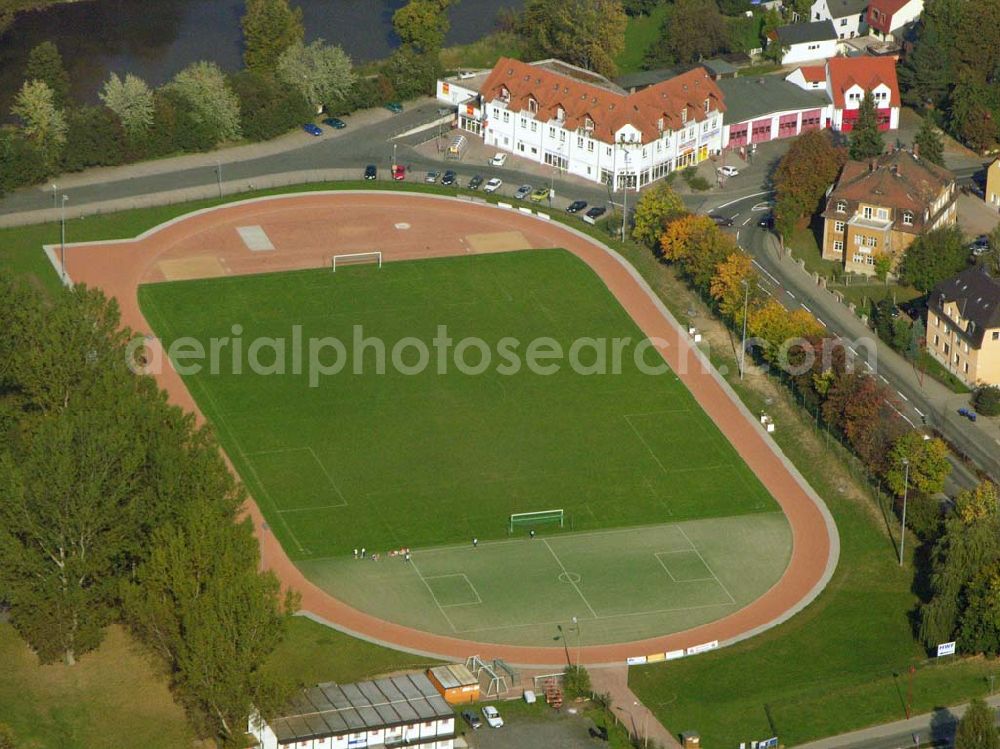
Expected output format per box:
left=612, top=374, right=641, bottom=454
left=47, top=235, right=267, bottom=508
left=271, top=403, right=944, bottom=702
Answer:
left=751, top=260, right=780, bottom=285
left=879, top=375, right=889, bottom=383
left=897, top=390, right=909, bottom=402
left=800, top=303, right=811, bottom=313
left=743, top=217, right=753, bottom=226
left=817, top=317, right=827, bottom=327
left=786, top=290, right=795, bottom=299
left=713, top=189, right=774, bottom=210
left=914, top=407, right=926, bottom=418
left=886, top=399, right=915, bottom=427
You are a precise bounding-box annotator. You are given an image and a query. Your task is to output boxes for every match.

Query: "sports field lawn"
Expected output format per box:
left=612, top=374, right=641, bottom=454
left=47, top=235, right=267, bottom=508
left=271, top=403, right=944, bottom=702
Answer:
left=140, top=249, right=790, bottom=645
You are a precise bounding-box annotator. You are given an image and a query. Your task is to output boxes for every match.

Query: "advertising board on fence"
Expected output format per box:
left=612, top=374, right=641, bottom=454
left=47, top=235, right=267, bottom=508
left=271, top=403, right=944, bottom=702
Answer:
left=937, top=641, right=956, bottom=657
left=685, top=640, right=719, bottom=656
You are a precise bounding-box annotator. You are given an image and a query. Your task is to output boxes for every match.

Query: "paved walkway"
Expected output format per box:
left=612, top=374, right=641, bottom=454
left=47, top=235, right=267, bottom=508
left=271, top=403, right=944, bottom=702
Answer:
left=590, top=666, right=682, bottom=749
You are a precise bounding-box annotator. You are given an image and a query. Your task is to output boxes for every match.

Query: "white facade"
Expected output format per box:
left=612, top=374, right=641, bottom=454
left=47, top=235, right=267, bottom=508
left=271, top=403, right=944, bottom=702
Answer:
left=779, top=37, right=840, bottom=64
left=436, top=77, right=485, bottom=136
left=867, top=0, right=922, bottom=38
left=832, top=80, right=900, bottom=130
left=250, top=712, right=455, bottom=749
left=722, top=105, right=832, bottom=149
left=810, top=0, right=868, bottom=37
left=785, top=67, right=828, bottom=91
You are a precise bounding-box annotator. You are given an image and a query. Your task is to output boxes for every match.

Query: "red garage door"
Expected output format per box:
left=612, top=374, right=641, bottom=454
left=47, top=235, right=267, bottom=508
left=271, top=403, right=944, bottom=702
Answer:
left=777, top=113, right=799, bottom=138
left=728, top=123, right=748, bottom=147
left=751, top=118, right=772, bottom=143
left=800, top=109, right=822, bottom=132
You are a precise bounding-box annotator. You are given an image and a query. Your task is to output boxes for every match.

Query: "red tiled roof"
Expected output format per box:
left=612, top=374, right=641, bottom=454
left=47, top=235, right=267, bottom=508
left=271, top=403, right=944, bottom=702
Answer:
left=827, top=56, right=900, bottom=109
left=801, top=65, right=826, bottom=83
left=479, top=58, right=725, bottom=144
left=867, top=0, right=910, bottom=33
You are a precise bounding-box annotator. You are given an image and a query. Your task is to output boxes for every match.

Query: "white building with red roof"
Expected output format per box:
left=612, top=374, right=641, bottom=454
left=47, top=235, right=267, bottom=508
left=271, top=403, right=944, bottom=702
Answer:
left=443, top=57, right=726, bottom=189
left=867, top=0, right=923, bottom=40
left=786, top=55, right=899, bottom=132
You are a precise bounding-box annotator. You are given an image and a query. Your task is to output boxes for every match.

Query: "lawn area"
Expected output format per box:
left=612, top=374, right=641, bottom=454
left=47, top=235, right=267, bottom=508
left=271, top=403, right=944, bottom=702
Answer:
left=440, top=31, right=522, bottom=70
left=916, top=350, right=972, bottom=394
left=835, top=281, right=922, bottom=312
left=786, top=224, right=840, bottom=280
left=615, top=5, right=668, bottom=75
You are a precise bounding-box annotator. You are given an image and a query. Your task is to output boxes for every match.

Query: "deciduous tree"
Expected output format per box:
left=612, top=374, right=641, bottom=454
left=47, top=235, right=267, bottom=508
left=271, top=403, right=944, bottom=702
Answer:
left=955, top=698, right=1000, bottom=749
left=658, top=214, right=717, bottom=264
left=885, top=431, right=951, bottom=498
left=99, top=73, right=155, bottom=141
left=900, top=225, right=968, bottom=293
left=710, top=251, right=760, bottom=325
left=393, top=0, right=452, bottom=54
left=773, top=130, right=845, bottom=231
left=277, top=40, right=356, bottom=111
left=914, top=115, right=945, bottom=166
left=23, top=41, right=70, bottom=108
left=519, top=0, right=626, bottom=78
left=230, top=70, right=313, bottom=141
left=656, top=0, right=728, bottom=65
left=241, top=0, right=304, bottom=72
left=167, top=62, right=241, bottom=145
left=631, top=181, right=686, bottom=248
left=11, top=79, right=67, bottom=162
left=849, top=91, right=885, bottom=160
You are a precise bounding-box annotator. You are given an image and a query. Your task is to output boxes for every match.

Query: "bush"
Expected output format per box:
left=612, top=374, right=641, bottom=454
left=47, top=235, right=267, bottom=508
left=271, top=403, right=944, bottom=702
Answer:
left=229, top=70, right=313, bottom=142
left=562, top=664, right=591, bottom=698
left=61, top=106, right=124, bottom=172
left=681, top=166, right=711, bottom=191
left=974, top=385, right=1000, bottom=416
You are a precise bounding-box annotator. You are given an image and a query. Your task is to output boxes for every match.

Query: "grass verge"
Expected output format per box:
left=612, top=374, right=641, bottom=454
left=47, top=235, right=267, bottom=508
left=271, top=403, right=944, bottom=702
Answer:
left=441, top=32, right=522, bottom=70
left=615, top=6, right=668, bottom=75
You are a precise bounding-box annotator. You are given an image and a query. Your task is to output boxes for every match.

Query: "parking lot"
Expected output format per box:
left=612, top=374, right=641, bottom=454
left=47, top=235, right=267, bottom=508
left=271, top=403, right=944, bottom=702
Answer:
left=459, top=705, right=602, bottom=749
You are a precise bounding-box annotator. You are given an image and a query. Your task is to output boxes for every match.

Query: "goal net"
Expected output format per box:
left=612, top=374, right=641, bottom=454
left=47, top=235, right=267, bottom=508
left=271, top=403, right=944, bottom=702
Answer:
left=509, top=509, right=564, bottom=533
left=331, top=251, right=382, bottom=272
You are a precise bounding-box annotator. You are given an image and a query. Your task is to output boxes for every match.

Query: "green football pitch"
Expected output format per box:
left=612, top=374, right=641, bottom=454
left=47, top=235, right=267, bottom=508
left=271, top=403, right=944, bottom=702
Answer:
left=140, top=249, right=791, bottom=645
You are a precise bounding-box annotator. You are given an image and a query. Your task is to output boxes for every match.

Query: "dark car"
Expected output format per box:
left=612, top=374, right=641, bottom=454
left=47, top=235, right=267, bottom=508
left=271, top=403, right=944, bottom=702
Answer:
left=302, top=123, right=322, bottom=136
left=442, top=170, right=458, bottom=186
left=758, top=213, right=774, bottom=229
left=363, top=164, right=377, bottom=180
left=468, top=175, right=484, bottom=190
left=709, top=213, right=734, bottom=227
left=385, top=102, right=403, bottom=114
left=567, top=200, right=588, bottom=213
left=322, top=117, right=346, bottom=129
left=584, top=206, right=607, bottom=221
left=461, top=711, right=482, bottom=729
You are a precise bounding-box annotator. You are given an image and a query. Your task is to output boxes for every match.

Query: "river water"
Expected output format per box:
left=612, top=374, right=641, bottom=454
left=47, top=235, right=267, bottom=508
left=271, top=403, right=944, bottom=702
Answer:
left=0, top=0, right=521, bottom=115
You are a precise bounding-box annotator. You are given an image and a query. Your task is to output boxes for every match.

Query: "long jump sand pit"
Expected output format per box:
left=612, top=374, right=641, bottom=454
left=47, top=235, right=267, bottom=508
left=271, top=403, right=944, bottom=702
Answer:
left=58, top=191, right=838, bottom=666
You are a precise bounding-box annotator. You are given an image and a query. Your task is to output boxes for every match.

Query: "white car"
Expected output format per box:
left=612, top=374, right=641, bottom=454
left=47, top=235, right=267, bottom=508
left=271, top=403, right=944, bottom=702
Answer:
left=490, top=152, right=507, bottom=167
left=483, top=177, right=503, bottom=193
left=481, top=705, right=504, bottom=728
left=717, top=165, right=739, bottom=177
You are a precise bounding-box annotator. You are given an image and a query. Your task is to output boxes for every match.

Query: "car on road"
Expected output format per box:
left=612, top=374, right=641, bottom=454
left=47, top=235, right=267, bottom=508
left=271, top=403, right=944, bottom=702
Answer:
left=468, top=175, right=484, bottom=190
left=484, top=177, right=502, bottom=193
left=461, top=711, right=482, bottom=729
left=385, top=102, right=403, bottom=114
left=442, top=170, right=458, bottom=186
left=490, top=152, right=507, bottom=167
left=302, top=123, right=323, bottom=136
left=424, top=171, right=440, bottom=183
left=364, top=164, right=377, bottom=180
left=567, top=200, right=588, bottom=213
left=717, top=165, right=739, bottom=177
left=322, top=117, right=346, bottom=129
left=758, top=213, right=774, bottom=229
left=481, top=706, right=504, bottom=728
left=584, top=206, right=607, bottom=223
left=529, top=187, right=549, bottom=203
left=709, top=213, right=734, bottom=227
left=514, top=184, right=533, bottom=200
left=971, top=235, right=991, bottom=255
left=391, top=164, right=406, bottom=181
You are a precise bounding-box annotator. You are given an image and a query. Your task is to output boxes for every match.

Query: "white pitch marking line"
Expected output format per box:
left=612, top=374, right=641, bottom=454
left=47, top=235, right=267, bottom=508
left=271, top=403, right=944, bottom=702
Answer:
left=424, top=573, right=483, bottom=607
left=624, top=414, right=669, bottom=474
left=542, top=539, right=598, bottom=619
left=654, top=551, right=717, bottom=584
left=677, top=526, right=736, bottom=605
left=408, top=557, right=458, bottom=632
left=279, top=504, right=349, bottom=513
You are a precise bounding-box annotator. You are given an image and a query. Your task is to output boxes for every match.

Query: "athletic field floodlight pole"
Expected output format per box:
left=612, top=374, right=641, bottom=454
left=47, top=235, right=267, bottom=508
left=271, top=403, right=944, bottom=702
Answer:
left=60, top=194, right=69, bottom=281
left=555, top=624, right=571, bottom=667
left=898, top=458, right=910, bottom=566
left=215, top=161, right=223, bottom=199
left=392, top=142, right=397, bottom=169
left=51, top=183, right=57, bottom=210
left=740, top=278, right=749, bottom=380
left=572, top=616, right=581, bottom=666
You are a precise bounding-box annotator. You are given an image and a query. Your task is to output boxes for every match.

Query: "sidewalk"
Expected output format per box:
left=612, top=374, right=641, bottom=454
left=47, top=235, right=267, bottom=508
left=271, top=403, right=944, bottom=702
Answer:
left=590, top=666, right=682, bottom=749
left=796, top=693, right=1000, bottom=748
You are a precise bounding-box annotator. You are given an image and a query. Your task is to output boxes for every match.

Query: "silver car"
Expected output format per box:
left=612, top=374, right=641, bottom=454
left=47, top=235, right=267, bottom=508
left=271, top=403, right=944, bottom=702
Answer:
left=484, top=177, right=503, bottom=193
left=514, top=184, right=532, bottom=200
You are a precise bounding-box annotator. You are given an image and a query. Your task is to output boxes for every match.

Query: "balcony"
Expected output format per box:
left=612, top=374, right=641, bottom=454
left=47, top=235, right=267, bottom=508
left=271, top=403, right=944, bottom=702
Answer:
left=847, top=213, right=893, bottom=232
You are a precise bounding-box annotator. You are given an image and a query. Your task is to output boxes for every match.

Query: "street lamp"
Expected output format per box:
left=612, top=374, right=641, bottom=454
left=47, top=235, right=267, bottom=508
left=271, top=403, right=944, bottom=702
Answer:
left=555, top=624, right=571, bottom=667
left=572, top=616, right=581, bottom=665
left=899, top=458, right=910, bottom=566
left=740, top=279, right=749, bottom=380
left=59, top=194, right=69, bottom=282
left=51, top=183, right=57, bottom=210
left=214, top=161, right=223, bottom=199
left=392, top=142, right=397, bottom=169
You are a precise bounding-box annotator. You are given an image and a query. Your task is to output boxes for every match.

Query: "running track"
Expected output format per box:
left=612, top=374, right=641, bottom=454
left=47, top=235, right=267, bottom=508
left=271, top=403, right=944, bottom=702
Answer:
left=54, top=192, right=838, bottom=667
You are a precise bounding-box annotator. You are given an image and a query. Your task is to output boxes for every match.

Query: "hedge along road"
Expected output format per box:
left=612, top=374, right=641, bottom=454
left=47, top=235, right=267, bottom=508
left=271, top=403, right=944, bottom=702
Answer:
left=51, top=191, right=839, bottom=667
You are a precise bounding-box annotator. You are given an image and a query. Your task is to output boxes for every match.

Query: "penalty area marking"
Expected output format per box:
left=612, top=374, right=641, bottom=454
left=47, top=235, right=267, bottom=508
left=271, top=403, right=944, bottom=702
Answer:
left=423, top=573, right=484, bottom=607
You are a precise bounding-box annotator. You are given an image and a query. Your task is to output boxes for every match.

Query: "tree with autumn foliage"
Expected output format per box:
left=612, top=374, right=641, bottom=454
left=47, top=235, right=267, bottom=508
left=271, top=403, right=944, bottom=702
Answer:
left=710, top=251, right=762, bottom=326
left=658, top=214, right=718, bottom=263
left=631, top=181, right=686, bottom=248
left=773, top=130, right=847, bottom=236
left=885, top=431, right=951, bottom=499
left=746, top=299, right=824, bottom=367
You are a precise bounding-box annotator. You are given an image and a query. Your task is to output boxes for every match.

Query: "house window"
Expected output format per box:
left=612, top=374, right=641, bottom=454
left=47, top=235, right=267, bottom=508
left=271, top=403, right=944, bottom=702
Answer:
left=964, top=362, right=969, bottom=374
left=559, top=131, right=566, bottom=143
left=584, top=116, right=594, bottom=130
left=530, top=122, right=537, bottom=132
left=557, top=106, right=565, bottom=120
left=548, top=127, right=555, bottom=137
left=993, top=331, right=1000, bottom=340
left=835, top=221, right=845, bottom=232
left=836, top=200, right=847, bottom=212
left=587, top=140, right=594, bottom=152
left=876, top=208, right=888, bottom=220
left=680, top=108, right=687, bottom=125
left=902, top=211, right=913, bottom=225
left=528, top=97, right=538, bottom=114
left=934, top=334, right=940, bottom=346
left=519, top=117, right=527, bottom=128
left=864, top=236, right=877, bottom=248
left=606, top=146, right=612, bottom=156
left=502, top=111, right=510, bottom=123
left=704, top=98, right=710, bottom=113
left=577, top=136, right=584, bottom=148
left=492, top=107, right=499, bottom=117
left=833, top=240, right=844, bottom=252
left=840, top=18, right=847, bottom=25
left=863, top=206, right=873, bottom=219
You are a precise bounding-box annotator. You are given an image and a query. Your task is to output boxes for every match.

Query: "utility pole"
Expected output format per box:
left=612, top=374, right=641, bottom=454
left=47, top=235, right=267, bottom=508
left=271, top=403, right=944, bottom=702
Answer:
left=899, top=458, right=910, bottom=566
left=51, top=183, right=57, bottom=210
left=392, top=142, right=397, bottom=168
left=215, top=161, right=223, bottom=199
left=572, top=616, right=581, bottom=665
left=59, top=194, right=69, bottom=282
left=555, top=624, right=571, bottom=667
left=740, top=279, right=749, bottom=379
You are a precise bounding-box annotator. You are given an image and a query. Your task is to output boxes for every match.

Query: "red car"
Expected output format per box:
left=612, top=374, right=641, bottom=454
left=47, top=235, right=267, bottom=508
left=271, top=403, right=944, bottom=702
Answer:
left=392, top=164, right=406, bottom=181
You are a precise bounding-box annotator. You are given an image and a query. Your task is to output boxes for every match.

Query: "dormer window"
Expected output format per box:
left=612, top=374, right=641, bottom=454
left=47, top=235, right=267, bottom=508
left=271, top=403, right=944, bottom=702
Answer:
left=499, top=86, right=510, bottom=103
left=902, top=210, right=913, bottom=225
left=704, top=98, right=710, bottom=113
left=584, top=116, right=594, bottom=131
left=528, top=97, right=538, bottom=114
left=658, top=117, right=664, bottom=132
left=556, top=106, right=565, bottom=121
left=835, top=200, right=847, bottom=213
left=680, top=108, right=687, bottom=125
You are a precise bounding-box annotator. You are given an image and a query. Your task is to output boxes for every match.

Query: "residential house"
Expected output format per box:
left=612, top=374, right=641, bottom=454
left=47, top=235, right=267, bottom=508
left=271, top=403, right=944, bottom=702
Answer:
left=810, top=0, right=869, bottom=37
left=785, top=64, right=828, bottom=91
left=769, top=21, right=839, bottom=64
left=719, top=76, right=831, bottom=150
left=927, top=266, right=1000, bottom=387
left=248, top=673, right=457, bottom=749
left=986, top=157, right=1000, bottom=212
left=867, top=0, right=923, bottom=40
left=821, top=148, right=957, bottom=275
left=469, top=58, right=726, bottom=189
left=826, top=55, right=900, bottom=131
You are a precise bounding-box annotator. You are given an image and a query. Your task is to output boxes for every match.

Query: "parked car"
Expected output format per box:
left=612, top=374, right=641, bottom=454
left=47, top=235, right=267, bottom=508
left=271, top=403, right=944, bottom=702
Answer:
left=709, top=213, right=734, bottom=227
left=424, top=171, right=440, bottom=183
left=461, top=711, right=482, bottom=729
left=468, top=175, right=484, bottom=190
left=302, top=123, right=323, bottom=136
left=490, top=152, right=507, bottom=167
left=391, top=164, right=406, bottom=181
left=364, top=164, right=377, bottom=180
left=717, top=165, right=739, bottom=177
left=481, top=706, right=504, bottom=728
left=584, top=206, right=607, bottom=223
left=437, top=106, right=454, bottom=117
left=529, top=187, right=549, bottom=203
left=514, top=184, right=532, bottom=200
left=971, top=235, right=991, bottom=255
left=322, top=117, right=346, bottom=129
left=385, top=102, right=403, bottom=114
left=483, top=177, right=503, bottom=193
left=567, top=200, right=588, bottom=213
left=442, top=170, right=458, bottom=186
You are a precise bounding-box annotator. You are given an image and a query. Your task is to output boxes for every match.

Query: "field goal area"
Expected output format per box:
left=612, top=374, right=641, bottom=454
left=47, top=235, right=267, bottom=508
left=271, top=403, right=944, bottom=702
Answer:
left=510, top=509, right=564, bottom=533
left=331, top=251, right=382, bottom=272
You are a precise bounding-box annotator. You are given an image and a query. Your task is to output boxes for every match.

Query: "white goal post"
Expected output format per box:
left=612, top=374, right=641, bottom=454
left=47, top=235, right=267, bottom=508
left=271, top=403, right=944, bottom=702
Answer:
left=510, top=509, right=564, bottom=533
left=331, top=251, right=382, bottom=272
